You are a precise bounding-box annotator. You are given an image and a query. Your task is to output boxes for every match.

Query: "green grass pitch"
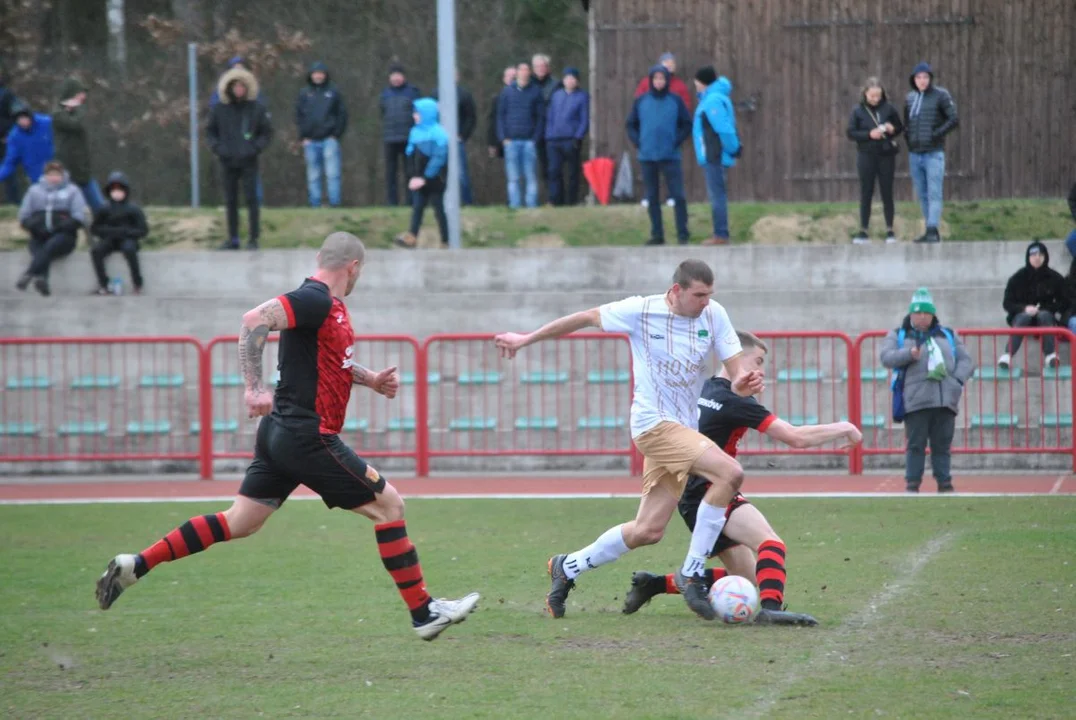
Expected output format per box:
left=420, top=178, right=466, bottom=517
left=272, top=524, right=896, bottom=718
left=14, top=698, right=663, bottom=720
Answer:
left=2, top=497, right=1073, bottom=719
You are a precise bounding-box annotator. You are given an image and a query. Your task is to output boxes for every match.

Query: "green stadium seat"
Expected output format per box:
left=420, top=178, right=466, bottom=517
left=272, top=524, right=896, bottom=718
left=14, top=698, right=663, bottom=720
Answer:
left=586, top=370, right=631, bottom=384
left=211, top=373, right=243, bottom=387
left=514, top=417, right=559, bottom=430
left=520, top=371, right=569, bottom=384
left=970, top=414, right=1020, bottom=429
left=786, top=414, right=820, bottom=426
left=0, top=422, right=41, bottom=436
left=388, top=417, right=416, bottom=432
left=5, top=376, right=51, bottom=390
left=974, top=367, right=1023, bottom=381
left=841, top=368, right=889, bottom=382
left=458, top=372, right=503, bottom=385
left=1040, top=414, right=1073, bottom=428
left=71, top=375, right=120, bottom=389
left=126, top=420, right=172, bottom=435
left=343, top=418, right=370, bottom=432
left=777, top=368, right=824, bottom=382
left=1043, top=366, right=1073, bottom=380
left=577, top=416, right=626, bottom=430
left=189, top=419, right=240, bottom=434
left=448, top=416, right=497, bottom=431
left=400, top=371, right=442, bottom=385
left=840, top=414, right=887, bottom=428
left=58, top=421, right=109, bottom=436
left=139, top=374, right=185, bottom=388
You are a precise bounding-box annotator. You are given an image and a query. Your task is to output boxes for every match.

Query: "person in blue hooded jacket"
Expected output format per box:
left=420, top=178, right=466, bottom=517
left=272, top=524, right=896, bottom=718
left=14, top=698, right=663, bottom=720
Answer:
left=626, top=65, right=692, bottom=245
left=692, top=67, right=741, bottom=246
left=0, top=101, right=54, bottom=190
left=394, top=98, right=449, bottom=249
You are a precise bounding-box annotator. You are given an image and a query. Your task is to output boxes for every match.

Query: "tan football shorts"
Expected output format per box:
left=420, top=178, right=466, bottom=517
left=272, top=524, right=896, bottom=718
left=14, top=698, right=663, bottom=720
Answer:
left=634, top=421, right=716, bottom=498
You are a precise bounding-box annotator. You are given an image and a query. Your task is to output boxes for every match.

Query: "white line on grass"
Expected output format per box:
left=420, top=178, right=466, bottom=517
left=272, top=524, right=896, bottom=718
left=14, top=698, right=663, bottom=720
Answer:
left=748, top=532, right=955, bottom=718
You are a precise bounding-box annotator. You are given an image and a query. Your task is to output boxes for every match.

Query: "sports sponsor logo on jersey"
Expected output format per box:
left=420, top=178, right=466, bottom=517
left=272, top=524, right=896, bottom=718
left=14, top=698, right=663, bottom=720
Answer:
left=698, top=329, right=710, bottom=338
left=698, top=397, right=723, bottom=412
left=341, top=345, right=354, bottom=370
left=649, top=333, right=665, bottom=340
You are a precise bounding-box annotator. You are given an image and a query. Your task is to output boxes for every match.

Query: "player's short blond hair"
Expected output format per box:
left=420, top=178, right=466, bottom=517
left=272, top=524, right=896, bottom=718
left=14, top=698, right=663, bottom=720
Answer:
left=737, top=330, right=768, bottom=354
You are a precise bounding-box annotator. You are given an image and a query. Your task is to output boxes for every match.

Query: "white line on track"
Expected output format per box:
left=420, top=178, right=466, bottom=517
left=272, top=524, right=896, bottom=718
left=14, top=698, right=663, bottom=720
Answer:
left=1049, top=475, right=1067, bottom=494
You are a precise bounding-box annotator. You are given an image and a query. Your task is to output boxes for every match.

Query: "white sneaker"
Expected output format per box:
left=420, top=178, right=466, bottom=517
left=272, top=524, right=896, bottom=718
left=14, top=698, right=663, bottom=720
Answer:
left=997, top=353, right=1011, bottom=370
left=665, top=198, right=676, bottom=207
left=412, top=592, right=480, bottom=641
left=1045, top=352, right=1060, bottom=369
left=95, top=554, right=139, bottom=610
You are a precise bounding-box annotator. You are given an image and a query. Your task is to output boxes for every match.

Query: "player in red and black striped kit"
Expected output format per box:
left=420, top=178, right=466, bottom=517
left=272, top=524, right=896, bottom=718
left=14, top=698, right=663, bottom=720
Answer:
left=95, top=232, right=479, bottom=641
left=621, top=331, right=862, bottom=625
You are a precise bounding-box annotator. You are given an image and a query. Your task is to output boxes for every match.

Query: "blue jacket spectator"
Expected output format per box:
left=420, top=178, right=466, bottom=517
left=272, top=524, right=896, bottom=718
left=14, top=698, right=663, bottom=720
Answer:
left=394, top=98, right=450, bottom=249
left=693, top=76, right=740, bottom=168
left=497, top=78, right=545, bottom=142
left=545, top=85, right=589, bottom=142
left=625, top=66, right=691, bottom=162
left=0, top=102, right=54, bottom=184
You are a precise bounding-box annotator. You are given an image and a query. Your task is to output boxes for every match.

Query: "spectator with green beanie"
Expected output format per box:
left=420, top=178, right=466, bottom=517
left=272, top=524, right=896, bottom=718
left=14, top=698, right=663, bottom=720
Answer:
left=52, top=77, right=103, bottom=211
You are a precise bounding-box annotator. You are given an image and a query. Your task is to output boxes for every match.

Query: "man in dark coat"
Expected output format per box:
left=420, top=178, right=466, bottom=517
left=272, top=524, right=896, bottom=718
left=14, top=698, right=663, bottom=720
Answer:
left=296, top=61, right=348, bottom=208
left=206, top=66, right=273, bottom=250
left=999, top=241, right=1066, bottom=370
left=380, top=63, right=421, bottom=206
left=53, top=77, right=103, bottom=212
left=904, top=62, right=959, bottom=243
left=431, top=70, right=477, bottom=206
left=497, top=62, right=545, bottom=209
left=90, top=171, right=149, bottom=294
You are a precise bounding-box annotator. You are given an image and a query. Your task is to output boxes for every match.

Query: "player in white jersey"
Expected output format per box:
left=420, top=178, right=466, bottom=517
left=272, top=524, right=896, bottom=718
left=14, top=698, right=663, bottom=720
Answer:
left=494, top=259, right=763, bottom=620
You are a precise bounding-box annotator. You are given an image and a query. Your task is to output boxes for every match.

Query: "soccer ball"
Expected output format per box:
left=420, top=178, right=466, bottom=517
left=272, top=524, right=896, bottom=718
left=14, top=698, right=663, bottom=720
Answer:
left=708, top=575, right=759, bottom=624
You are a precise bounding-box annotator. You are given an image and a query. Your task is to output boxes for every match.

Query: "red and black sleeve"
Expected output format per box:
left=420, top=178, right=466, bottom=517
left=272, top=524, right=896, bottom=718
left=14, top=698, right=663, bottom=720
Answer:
left=277, top=282, right=332, bottom=330
left=731, top=398, right=777, bottom=434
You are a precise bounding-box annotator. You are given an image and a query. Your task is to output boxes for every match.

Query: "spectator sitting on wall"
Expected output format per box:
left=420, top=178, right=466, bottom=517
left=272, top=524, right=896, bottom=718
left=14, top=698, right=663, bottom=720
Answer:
left=0, top=62, right=20, bottom=204
left=297, top=61, right=348, bottom=208
left=998, top=241, right=1066, bottom=370
left=53, top=77, right=103, bottom=212
left=15, top=160, right=87, bottom=296
left=431, top=70, right=477, bottom=206
left=210, top=57, right=266, bottom=206
left=1065, top=182, right=1076, bottom=258
left=544, top=67, right=589, bottom=207
left=487, top=66, right=516, bottom=161
left=879, top=288, right=973, bottom=493
left=90, top=171, right=148, bottom=296
left=904, top=62, right=958, bottom=244
left=846, top=76, right=903, bottom=244
left=394, top=98, right=449, bottom=249
left=0, top=101, right=54, bottom=190
left=693, top=66, right=741, bottom=246
left=626, top=64, right=692, bottom=246
left=207, top=65, right=272, bottom=250
left=497, top=62, right=545, bottom=209
left=380, top=62, right=422, bottom=207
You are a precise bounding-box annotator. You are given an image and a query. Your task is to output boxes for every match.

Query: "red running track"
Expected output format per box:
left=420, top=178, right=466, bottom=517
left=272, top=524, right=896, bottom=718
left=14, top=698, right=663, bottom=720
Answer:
left=0, top=473, right=1071, bottom=502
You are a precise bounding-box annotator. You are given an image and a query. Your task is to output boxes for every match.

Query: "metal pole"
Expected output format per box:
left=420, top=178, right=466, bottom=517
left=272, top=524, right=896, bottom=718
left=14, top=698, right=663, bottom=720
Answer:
left=188, top=42, right=200, bottom=209
left=437, top=0, right=461, bottom=249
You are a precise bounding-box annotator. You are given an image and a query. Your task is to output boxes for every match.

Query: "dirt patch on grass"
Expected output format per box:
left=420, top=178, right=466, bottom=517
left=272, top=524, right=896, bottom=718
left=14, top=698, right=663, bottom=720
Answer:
left=749, top=211, right=951, bottom=244
left=559, top=637, right=647, bottom=651
left=517, top=233, right=566, bottom=249
left=156, top=215, right=221, bottom=249
left=925, top=630, right=1076, bottom=646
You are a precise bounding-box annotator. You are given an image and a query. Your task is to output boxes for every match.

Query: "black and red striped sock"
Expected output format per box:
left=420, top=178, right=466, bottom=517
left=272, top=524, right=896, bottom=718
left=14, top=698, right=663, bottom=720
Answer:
left=375, top=520, right=432, bottom=624
left=756, top=539, right=787, bottom=610
left=136, top=513, right=232, bottom=578
left=661, top=567, right=728, bottom=595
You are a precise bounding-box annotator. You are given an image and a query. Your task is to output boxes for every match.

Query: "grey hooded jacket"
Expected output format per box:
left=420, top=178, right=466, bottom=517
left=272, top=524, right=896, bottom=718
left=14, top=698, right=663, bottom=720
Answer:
left=879, top=316, right=975, bottom=415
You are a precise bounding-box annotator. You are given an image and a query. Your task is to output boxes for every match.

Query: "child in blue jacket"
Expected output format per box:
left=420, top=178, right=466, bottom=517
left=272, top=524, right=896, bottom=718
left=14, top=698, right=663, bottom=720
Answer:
left=394, top=98, right=449, bottom=249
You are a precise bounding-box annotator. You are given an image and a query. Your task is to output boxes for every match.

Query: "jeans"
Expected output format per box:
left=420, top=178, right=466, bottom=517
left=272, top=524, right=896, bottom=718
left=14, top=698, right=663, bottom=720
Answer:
left=384, top=141, right=411, bottom=206
left=79, top=179, right=105, bottom=213
left=904, top=407, right=956, bottom=488
left=91, top=236, right=143, bottom=289
left=304, top=138, right=342, bottom=207
left=641, top=159, right=688, bottom=242
left=909, top=150, right=945, bottom=229
left=409, top=186, right=449, bottom=245
left=222, top=162, right=259, bottom=246
left=26, top=230, right=77, bottom=279
left=504, top=139, right=538, bottom=208
left=702, top=162, right=729, bottom=239
left=457, top=141, right=473, bottom=206
left=856, top=152, right=896, bottom=230
left=546, top=139, right=581, bottom=206
left=1008, top=310, right=1058, bottom=355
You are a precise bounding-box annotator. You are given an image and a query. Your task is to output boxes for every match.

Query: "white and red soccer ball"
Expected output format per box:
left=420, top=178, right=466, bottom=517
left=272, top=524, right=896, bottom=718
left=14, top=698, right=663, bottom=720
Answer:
left=708, top=575, right=760, bottom=624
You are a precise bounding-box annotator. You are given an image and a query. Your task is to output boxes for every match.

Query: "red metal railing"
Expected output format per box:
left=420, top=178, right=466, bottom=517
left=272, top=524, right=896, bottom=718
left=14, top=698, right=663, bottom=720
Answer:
left=854, top=328, right=1076, bottom=472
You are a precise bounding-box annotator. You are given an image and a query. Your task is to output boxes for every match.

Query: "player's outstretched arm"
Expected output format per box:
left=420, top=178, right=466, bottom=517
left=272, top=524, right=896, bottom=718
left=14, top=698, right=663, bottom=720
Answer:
left=352, top=365, right=400, bottom=399
left=764, top=419, right=862, bottom=450
left=238, top=298, right=290, bottom=417
left=494, top=308, right=602, bottom=359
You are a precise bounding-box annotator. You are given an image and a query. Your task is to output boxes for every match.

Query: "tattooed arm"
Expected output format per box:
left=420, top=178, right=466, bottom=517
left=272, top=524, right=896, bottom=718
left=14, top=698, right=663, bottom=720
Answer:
left=239, top=298, right=290, bottom=416
left=352, top=364, right=400, bottom=398
left=351, top=365, right=374, bottom=387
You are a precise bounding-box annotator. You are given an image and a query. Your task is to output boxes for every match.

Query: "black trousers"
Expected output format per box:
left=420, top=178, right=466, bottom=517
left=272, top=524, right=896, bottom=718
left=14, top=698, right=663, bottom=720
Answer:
left=547, top=139, right=581, bottom=206
left=91, top=236, right=143, bottom=289
left=409, top=186, right=448, bottom=245
left=26, top=230, right=77, bottom=279
left=1008, top=311, right=1058, bottom=354
left=384, top=141, right=412, bottom=206
left=222, top=162, right=259, bottom=244
left=856, top=152, right=896, bottom=230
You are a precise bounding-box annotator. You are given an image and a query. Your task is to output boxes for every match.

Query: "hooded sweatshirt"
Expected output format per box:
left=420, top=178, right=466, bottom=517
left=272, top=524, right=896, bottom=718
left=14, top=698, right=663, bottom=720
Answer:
left=18, top=171, right=89, bottom=233
left=693, top=76, right=741, bottom=168
left=903, top=62, right=958, bottom=153
left=91, top=171, right=149, bottom=244
left=405, top=98, right=449, bottom=191
left=52, top=77, right=92, bottom=185
left=0, top=102, right=54, bottom=183
left=625, top=65, right=691, bottom=162
left=846, top=86, right=903, bottom=156
left=296, top=62, right=348, bottom=141
left=1002, top=241, right=1067, bottom=324
left=206, top=67, right=273, bottom=167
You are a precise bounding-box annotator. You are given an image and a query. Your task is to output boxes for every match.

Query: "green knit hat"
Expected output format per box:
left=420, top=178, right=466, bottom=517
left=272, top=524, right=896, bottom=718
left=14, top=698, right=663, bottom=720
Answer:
left=58, top=77, right=85, bottom=102
left=909, top=287, right=936, bottom=315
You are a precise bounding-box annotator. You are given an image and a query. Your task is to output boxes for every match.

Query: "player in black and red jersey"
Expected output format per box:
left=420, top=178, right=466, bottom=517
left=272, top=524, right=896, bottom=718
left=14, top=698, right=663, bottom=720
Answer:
left=95, top=232, right=479, bottom=641
left=621, top=330, right=861, bottom=626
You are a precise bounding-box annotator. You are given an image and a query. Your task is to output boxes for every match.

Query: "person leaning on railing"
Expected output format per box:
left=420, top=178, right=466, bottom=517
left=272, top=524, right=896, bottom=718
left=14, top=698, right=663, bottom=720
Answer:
left=879, top=288, right=974, bottom=493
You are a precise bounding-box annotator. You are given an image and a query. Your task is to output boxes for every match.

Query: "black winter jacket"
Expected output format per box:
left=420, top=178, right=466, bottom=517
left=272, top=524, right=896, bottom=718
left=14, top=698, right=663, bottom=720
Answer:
left=847, top=99, right=903, bottom=156
left=903, top=74, right=958, bottom=153
left=92, top=171, right=148, bottom=244
left=1003, top=241, right=1067, bottom=324
left=430, top=85, right=477, bottom=142
left=207, top=68, right=273, bottom=168
left=295, top=63, right=348, bottom=141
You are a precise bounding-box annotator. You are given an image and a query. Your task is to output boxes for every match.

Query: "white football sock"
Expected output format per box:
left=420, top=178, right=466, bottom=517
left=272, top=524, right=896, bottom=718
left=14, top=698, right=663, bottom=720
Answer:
left=681, top=502, right=727, bottom=577
left=563, top=524, right=630, bottom=580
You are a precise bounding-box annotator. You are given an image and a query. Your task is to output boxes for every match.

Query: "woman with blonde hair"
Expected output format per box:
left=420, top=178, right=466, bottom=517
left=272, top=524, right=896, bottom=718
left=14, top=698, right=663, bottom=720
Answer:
left=847, top=77, right=903, bottom=243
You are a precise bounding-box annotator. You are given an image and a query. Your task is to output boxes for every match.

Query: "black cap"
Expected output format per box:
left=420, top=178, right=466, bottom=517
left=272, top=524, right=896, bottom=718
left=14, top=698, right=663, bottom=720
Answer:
left=695, top=66, right=718, bottom=86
